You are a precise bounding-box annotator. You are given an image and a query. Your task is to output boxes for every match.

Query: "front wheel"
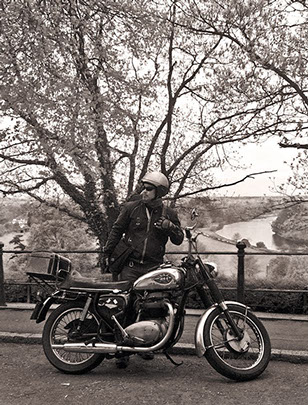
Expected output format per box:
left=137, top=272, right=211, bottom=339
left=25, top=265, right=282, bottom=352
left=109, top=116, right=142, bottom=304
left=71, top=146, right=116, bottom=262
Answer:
left=203, top=304, right=271, bottom=381
left=42, top=302, right=105, bottom=374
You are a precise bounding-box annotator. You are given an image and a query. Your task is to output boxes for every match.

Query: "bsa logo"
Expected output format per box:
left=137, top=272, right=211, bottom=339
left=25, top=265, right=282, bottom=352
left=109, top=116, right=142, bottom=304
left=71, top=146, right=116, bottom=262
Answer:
left=154, top=273, right=173, bottom=284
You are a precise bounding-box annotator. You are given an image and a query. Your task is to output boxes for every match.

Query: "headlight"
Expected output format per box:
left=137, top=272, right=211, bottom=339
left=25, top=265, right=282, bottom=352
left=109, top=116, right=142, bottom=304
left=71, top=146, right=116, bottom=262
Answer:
left=205, top=262, right=218, bottom=278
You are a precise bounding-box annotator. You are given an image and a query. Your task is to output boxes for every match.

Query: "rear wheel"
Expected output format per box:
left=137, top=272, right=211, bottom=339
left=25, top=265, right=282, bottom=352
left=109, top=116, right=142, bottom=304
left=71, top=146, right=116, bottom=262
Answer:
left=203, top=304, right=271, bottom=381
left=42, top=302, right=104, bottom=374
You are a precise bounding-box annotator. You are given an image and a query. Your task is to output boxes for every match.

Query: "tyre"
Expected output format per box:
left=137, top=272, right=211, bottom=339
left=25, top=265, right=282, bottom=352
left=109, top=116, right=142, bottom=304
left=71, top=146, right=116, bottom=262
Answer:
left=203, top=304, right=271, bottom=381
left=42, top=302, right=105, bottom=374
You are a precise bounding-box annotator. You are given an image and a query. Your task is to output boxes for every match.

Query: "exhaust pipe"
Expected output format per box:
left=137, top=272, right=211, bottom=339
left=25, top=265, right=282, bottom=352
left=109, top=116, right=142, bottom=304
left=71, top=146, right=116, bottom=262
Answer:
left=52, top=342, right=118, bottom=354
left=52, top=302, right=175, bottom=354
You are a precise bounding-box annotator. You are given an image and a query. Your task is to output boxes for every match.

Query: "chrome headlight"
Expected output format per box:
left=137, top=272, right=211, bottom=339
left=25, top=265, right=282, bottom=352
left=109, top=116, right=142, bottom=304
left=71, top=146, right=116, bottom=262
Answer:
left=205, top=262, right=218, bottom=278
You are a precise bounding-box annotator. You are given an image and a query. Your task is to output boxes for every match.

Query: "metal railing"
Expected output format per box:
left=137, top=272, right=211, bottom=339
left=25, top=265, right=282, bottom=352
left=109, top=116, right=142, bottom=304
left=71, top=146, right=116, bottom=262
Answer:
left=0, top=243, right=4, bottom=306
left=0, top=241, right=308, bottom=307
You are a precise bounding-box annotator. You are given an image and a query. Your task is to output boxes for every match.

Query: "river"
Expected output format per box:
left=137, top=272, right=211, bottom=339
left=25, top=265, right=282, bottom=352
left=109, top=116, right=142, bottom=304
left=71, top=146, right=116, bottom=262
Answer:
left=215, top=215, right=303, bottom=251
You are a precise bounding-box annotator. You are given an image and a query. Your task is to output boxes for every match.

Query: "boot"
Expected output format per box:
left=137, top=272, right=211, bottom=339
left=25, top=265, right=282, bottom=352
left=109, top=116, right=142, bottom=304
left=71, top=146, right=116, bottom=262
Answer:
left=139, top=352, right=154, bottom=360
left=116, top=355, right=129, bottom=369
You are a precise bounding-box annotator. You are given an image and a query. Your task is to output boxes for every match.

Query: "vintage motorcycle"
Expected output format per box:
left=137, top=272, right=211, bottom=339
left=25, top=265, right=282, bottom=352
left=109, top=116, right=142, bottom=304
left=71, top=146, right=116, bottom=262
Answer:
left=27, top=213, right=271, bottom=381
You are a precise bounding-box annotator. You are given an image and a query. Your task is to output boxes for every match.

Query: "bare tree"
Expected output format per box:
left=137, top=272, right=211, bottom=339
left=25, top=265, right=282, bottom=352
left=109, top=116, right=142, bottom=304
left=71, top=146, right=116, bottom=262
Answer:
left=0, top=0, right=290, bottom=265
left=175, top=0, right=308, bottom=195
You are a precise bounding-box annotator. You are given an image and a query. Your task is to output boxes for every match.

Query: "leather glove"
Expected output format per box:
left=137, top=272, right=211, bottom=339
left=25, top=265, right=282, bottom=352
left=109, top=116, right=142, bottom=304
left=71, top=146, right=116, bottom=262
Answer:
left=154, top=216, right=175, bottom=231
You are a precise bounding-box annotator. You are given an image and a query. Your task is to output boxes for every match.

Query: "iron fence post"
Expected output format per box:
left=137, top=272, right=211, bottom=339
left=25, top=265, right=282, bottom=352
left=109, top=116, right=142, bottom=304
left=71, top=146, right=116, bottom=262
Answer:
left=236, top=240, right=246, bottom=303
left=0, top=242, right=6, bottom=306
left=26, top=283, right=31, bottom=303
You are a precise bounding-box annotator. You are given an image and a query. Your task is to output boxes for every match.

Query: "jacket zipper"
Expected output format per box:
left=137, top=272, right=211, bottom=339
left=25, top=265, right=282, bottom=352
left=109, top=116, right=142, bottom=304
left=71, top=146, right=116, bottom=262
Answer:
left=140, top=207, right=151, bottom=264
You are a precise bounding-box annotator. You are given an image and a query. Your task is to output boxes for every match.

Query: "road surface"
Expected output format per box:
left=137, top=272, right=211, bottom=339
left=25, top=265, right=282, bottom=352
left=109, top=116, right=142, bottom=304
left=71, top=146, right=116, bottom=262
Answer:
left=0, top=343, right=307, bottom=405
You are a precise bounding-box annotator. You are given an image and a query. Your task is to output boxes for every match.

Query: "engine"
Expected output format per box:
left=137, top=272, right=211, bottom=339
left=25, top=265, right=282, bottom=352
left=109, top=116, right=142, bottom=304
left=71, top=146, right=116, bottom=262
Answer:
left=95, top=286, right=175, bottom=347
left=124, top=319, right=168, bottom=345
left=124, top=292, right=171, bottom=346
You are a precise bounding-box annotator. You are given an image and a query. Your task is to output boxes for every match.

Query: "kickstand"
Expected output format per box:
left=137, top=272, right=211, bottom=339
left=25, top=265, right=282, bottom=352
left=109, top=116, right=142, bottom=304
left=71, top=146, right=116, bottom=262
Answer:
left=164, top=351, right=183, bottom=367
left=84, top=337, right=97, bottom=346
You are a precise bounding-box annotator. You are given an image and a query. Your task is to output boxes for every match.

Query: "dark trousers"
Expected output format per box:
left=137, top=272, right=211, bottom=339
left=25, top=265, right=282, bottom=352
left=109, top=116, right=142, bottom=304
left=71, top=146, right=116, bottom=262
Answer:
left=118, top=260, right=160, bottom=282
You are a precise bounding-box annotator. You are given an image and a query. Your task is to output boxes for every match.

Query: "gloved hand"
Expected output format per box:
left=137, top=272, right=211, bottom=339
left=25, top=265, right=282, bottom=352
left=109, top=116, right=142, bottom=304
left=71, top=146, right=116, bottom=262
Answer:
left=154, top=216, right=175, bottom=231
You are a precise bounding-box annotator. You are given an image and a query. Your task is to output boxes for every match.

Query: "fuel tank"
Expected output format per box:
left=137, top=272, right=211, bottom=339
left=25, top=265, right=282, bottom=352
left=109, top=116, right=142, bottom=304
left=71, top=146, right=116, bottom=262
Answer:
left=133, top=264, right=185, bottom=291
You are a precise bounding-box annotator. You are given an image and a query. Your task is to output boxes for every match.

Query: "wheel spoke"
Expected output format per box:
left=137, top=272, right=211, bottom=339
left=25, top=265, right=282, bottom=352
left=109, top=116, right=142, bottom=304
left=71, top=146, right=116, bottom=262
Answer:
left=51, top=308, right=99, bottom=365
left=209, top=311, right=265, bottom=370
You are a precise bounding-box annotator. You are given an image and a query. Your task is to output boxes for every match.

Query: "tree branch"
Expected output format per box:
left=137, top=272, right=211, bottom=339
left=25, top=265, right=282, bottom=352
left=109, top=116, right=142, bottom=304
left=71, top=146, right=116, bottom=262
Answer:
left=279, top=142, right=308, bottom=149
left=169, top=170, right=277, bottom=199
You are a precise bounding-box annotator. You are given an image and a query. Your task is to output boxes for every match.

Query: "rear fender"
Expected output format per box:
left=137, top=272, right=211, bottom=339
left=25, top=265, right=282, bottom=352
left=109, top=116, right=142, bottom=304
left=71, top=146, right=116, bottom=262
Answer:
left=33, top=291, right=68, bottom=323
left=34, top=296, right=58, bottom=324
left=194, top=301, right=249, bottom=357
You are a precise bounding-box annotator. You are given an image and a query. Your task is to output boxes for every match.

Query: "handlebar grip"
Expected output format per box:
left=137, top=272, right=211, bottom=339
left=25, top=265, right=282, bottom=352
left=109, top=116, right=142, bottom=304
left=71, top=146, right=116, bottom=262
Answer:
left=185, top=228, right=192, bottom=239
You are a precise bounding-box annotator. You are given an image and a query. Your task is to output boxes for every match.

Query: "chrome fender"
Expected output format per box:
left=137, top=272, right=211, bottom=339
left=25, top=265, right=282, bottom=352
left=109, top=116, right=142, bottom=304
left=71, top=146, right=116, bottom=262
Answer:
left=194, top=301, right=249, bottom=357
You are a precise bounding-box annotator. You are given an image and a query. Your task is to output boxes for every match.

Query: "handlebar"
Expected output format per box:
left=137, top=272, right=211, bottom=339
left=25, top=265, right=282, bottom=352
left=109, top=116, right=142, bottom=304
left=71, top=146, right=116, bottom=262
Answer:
left=184, top=222, right=198, bottom=239
left=185, top=228, right=191, bottom=239
left=184, top=223, right=197, bottom=239
left=184, top=224, right=199, bottom=258
left=184, top=223, right=197, bottom=231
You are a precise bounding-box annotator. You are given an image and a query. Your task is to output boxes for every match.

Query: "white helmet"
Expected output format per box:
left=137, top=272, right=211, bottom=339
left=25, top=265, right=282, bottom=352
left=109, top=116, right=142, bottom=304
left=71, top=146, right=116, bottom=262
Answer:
left=141, top=171, right=169, bottom=197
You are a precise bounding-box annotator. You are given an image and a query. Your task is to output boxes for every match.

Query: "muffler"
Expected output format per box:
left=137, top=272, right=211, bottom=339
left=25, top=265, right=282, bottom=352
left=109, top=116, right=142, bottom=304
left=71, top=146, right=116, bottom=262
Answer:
left=52, top=342, right=118, bottom=354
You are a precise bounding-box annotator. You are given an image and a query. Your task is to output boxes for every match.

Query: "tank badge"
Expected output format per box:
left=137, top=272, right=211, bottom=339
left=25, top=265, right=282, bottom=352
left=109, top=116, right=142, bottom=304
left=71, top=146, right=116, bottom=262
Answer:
left=154, top=273, right=173, bottom=284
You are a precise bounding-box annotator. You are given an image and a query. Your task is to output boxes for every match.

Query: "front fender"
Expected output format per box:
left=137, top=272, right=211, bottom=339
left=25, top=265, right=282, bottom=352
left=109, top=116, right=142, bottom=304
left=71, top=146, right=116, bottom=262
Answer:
left=194, top=301, right=249, bottom=358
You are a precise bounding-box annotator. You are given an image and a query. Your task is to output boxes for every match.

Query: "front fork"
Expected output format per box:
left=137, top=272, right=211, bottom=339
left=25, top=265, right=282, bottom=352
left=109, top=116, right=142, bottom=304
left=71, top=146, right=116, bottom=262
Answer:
left=194, top=300, right=249, bottom=357
left=218, top=301, right=245, bottom=340
left=196, top=284, right=244, bottom=340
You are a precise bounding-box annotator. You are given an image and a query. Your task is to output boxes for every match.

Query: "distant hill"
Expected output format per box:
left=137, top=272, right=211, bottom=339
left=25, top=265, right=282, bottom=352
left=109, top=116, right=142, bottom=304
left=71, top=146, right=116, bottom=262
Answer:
left=272, top=203, right=308, bottom=245
left=178, top=195, right=284, bottom=229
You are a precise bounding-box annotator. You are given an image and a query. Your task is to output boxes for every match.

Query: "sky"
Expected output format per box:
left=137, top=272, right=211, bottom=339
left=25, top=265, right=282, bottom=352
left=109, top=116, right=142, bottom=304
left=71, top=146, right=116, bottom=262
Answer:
left=214, top=138, right=298, bottom=196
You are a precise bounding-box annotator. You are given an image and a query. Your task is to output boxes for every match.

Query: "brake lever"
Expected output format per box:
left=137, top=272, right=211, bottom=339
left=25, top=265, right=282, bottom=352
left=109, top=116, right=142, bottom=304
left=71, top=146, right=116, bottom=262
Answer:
left=193, top=232, right=203, bottom=240
left=184, top=222, right=197, bottom=232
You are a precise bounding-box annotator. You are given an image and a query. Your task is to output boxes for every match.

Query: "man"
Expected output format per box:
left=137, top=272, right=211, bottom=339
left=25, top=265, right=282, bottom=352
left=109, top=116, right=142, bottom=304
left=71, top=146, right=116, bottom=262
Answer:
left=104, top=171, right=184, bottom=282
left=103, top=171, right=184, bottom=368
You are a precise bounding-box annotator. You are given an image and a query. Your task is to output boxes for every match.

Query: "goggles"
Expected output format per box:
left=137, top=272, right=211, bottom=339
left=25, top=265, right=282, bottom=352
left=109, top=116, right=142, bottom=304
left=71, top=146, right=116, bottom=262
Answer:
left=142, top=184, right=156, bottom=192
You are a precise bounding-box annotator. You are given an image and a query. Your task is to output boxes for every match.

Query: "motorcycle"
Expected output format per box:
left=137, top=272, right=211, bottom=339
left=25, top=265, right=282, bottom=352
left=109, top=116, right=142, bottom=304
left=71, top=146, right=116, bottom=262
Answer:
left=27, top=211, right=271, bottom=381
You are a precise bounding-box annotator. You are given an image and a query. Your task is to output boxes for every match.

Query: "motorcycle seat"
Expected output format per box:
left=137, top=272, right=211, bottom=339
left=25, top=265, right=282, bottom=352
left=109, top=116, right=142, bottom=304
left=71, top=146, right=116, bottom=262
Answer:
left=59, top=273, right=132, bottom=292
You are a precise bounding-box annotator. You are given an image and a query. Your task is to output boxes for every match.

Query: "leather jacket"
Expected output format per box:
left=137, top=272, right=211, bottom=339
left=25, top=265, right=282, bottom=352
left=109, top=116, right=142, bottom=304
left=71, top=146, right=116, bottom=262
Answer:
left=104, top=199, right=184, bottom=265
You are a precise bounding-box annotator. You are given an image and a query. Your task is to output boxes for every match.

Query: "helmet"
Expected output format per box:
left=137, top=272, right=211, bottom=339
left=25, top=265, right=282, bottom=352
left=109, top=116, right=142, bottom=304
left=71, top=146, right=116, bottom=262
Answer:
left=141, top=171, right=169, bottom=197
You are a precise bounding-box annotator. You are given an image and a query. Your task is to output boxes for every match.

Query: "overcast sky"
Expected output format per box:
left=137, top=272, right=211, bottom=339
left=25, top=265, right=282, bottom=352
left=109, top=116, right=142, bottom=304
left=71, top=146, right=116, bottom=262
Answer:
left=214, top=138, right=298, bottom=196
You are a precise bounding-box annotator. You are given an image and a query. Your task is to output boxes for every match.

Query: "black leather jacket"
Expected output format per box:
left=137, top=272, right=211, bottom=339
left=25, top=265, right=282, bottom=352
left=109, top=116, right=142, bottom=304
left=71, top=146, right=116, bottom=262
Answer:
left=104, top=199, right=184, bottom=265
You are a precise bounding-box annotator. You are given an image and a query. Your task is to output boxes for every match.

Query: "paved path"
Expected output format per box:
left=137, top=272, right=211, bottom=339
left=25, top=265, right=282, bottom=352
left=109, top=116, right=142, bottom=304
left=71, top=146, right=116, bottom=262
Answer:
left=1, top=303, right=307, bottom=362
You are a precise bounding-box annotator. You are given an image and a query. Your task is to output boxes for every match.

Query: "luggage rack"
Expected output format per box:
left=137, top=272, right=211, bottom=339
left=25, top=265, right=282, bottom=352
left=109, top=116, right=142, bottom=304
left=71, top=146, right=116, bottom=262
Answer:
left=27, top=272, right=57, bottom=294
left=26, top=250, right=71, bottom=294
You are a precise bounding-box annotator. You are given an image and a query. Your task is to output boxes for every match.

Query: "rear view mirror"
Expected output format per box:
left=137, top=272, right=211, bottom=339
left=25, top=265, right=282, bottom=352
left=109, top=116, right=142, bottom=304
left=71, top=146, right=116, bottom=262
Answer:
left=190, top=208, right=199, bottom=222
